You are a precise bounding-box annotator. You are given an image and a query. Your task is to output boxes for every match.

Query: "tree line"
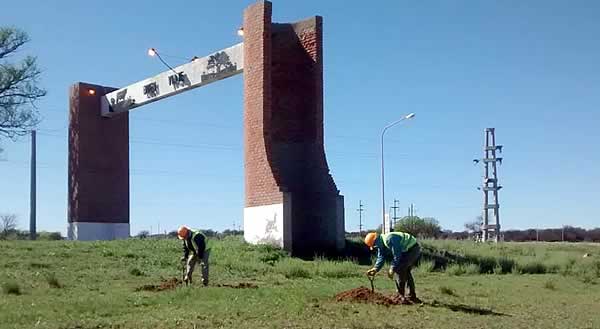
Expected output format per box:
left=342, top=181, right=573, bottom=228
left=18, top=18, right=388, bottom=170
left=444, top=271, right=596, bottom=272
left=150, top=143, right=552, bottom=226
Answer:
left=346, top=215, right=600, bottom=243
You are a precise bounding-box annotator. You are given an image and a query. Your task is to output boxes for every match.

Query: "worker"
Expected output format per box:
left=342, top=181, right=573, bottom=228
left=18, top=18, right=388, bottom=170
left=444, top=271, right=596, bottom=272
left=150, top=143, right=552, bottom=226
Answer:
left=364, top=231, right=421, bottom=302
left=177, top=226, right=209, bottom=286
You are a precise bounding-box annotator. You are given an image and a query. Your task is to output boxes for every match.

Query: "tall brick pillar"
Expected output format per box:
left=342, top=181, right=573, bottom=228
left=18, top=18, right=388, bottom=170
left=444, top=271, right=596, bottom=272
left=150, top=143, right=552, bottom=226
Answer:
left=243, top=1, right=345, bottom=256
left=68, top=82, right=130, bottom=240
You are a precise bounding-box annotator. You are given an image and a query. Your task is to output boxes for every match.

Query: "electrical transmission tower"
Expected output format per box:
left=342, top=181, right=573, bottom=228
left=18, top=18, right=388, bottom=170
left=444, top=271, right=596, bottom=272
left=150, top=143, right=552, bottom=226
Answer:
left=391, top=199, right=400, bottom=227
left=474, top=128, right=503, bottom=242
left=357, top=200, right=365, bottom=235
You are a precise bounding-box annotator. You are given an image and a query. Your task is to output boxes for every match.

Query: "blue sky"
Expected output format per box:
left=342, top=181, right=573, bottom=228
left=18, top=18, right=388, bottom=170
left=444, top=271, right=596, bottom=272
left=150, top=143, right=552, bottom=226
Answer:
left=1, top=1, right=599, bottom=235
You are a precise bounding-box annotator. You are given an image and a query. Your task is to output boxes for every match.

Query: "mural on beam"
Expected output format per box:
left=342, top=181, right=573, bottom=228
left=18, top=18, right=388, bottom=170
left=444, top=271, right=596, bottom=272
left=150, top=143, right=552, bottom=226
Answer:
left=101, top=43, right=244, bottom=117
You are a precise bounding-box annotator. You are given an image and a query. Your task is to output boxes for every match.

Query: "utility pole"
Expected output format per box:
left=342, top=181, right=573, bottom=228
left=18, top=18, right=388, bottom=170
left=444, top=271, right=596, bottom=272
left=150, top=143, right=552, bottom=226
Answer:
left=357, top=200, right=364, bottom=235
left=30, top=130, right=36, bottom=240
left=408, top=203, right=415, bottom=217
left=391, top=199, right=400, bottom=227
left=474, top=128, right=503, bottom=243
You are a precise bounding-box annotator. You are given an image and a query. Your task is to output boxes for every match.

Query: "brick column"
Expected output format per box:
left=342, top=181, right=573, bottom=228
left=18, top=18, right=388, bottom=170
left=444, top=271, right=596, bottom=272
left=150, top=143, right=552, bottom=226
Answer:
left=68, top=82, right=130, bottom=240
left=243, top=1, right=345, bottom=255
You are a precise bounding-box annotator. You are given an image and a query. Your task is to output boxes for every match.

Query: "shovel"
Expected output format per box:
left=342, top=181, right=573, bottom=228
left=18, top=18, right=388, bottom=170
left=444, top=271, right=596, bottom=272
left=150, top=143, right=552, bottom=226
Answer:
left=181, top=259, right=188, bottom=286
left=367, top=273, right=375, bottom=293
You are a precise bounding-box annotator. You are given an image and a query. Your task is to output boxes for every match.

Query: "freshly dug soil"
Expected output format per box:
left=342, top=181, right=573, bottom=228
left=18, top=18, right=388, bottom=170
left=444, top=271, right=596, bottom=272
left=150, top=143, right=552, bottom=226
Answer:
left=216, top=282, right=258, bottom=289
left=335, top=286, right=411, bottom=306
left=136, top=277, right=181, bottom=292
left=136, top=279, right=258, bottom=292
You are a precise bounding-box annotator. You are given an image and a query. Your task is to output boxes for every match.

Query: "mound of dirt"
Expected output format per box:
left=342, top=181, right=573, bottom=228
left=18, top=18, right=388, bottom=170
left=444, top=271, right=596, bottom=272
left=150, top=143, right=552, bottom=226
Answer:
left=216, top=282, right=258, bottom=289
left=136, top=277, right=181, bottom=292
left=335, top=287, right=411, bottom=306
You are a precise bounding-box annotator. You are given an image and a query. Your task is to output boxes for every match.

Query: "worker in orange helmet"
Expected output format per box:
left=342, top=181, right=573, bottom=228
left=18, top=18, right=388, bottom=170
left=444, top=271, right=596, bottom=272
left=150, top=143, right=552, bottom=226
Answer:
left=364, top=231, right=422, bottom=303
left=177, top=226, right=209, bottom=286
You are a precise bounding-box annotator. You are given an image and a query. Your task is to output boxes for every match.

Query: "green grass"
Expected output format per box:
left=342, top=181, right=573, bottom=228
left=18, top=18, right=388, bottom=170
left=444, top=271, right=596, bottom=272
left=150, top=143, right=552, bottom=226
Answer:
left=0, top=238, right=599, bottom=328
left=2, top=280, right=21, bottom=295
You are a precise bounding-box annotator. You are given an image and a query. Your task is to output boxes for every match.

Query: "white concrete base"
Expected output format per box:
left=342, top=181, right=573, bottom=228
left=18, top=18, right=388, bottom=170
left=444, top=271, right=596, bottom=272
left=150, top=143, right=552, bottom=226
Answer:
left=68, top=222, right=130, bottom=241
left=244, top=195, right=292, bottom=250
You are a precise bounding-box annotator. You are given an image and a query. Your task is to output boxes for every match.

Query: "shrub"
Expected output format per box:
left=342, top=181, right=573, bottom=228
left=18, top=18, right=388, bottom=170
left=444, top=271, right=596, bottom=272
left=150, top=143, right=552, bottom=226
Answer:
left=2, top=281, right=21, bottom=295
left=277, top=259, right=312, bottom=279
left=464, top=263, right=480, bottom=275
left=497, top=257, right=516, bottom=274
left=46, top=273, right=62, bottom=288
left=129, top=268, right=144, bottom=276
left=516, top=261, right=547, bottom=274
left=477, top=257, right=497, bottom=274
left=416, top=260, right=436, bottom=273
left=445, top=264, right=466, bottom=276
left=314, top=259, right=360, bottom=278
left=543, top=280, right=556, bottom=290
left=29, top=262, right=50, bottom=269
left=493, top=265, right=503, bottom=275
left=439, top=286, right=456, bottom=296
left=258, top=247, right=287, bottom=266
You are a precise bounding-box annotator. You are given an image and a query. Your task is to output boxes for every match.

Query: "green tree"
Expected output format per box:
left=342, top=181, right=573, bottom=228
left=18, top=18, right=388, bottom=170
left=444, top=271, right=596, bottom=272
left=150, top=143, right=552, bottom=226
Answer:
left=393, top=216, right=442, bottom=239
left=0, top=27, right=46, bottom=146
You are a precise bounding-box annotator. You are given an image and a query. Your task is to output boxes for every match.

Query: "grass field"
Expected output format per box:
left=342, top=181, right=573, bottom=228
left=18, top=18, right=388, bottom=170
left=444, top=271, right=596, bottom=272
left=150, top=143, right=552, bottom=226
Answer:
left=1, top=237, right=600, bottom=329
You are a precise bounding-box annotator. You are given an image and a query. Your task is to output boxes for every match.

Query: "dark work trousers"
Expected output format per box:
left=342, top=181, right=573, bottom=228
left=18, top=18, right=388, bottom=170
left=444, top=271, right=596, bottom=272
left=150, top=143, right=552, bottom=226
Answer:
left=393, top=244, right=422, bottom=297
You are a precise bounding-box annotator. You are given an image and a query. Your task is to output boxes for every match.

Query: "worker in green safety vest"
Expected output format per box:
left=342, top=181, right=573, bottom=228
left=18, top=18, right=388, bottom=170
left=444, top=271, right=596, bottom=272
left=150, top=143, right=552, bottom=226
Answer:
left=177, top=226, right=209, bottom=286
left=364, top=231, right=422, bottom=303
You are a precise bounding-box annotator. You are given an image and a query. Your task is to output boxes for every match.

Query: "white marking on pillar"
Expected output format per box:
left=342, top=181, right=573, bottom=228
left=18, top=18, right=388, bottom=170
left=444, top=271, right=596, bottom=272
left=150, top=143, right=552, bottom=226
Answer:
left=68, top=222, right=130, bottom=241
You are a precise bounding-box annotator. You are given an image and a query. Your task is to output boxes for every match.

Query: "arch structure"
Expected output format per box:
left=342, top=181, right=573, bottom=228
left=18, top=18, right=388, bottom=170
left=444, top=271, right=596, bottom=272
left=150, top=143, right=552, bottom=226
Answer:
left=68, top=0, right=344, bottom=255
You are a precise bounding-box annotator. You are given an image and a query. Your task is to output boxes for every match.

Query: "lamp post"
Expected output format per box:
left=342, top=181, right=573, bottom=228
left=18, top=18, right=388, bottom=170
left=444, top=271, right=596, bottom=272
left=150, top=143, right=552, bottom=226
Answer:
left=380, top=113, right=415, bottom=233
left=147, top=48, right=179, bottom=76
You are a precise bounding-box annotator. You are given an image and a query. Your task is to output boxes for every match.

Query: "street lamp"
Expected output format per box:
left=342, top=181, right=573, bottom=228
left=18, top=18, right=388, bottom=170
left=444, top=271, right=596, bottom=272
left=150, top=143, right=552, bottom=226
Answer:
left=147, top=47, right=178, bottom=76
left=380, top=113, right=415, bottom=233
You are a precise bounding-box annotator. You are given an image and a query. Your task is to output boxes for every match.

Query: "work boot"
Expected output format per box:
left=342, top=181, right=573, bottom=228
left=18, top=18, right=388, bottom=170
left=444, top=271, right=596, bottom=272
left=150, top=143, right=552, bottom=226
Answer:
left=398, top=296, right=412, bottom=305
left=408, top=295, right=422, bottom=304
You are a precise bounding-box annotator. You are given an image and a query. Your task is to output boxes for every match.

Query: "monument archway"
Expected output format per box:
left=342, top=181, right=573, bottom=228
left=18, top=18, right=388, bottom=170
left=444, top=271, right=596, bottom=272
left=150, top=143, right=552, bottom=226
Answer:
left=67, top=1, right=344, bottom=255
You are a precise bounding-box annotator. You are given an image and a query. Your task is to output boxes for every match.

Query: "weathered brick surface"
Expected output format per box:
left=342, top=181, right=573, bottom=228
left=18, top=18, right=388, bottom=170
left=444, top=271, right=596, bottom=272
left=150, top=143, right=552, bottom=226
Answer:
left=243, top=1, right=284, bottom=207
left=244, top=1, right=343, bottom=255
left=68, top=83, right=129, bottom=223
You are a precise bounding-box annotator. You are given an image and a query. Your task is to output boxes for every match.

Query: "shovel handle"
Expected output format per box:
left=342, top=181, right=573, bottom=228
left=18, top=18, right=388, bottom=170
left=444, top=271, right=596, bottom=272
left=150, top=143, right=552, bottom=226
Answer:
left=367, top=274, right=375, bottom=293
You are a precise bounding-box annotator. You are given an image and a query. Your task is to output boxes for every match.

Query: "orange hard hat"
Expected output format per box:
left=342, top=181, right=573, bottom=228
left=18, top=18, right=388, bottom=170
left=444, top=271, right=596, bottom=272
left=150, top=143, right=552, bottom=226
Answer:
left=177, top=226, right=190, bottom=240
left=364, top=232, right=378, bottom=250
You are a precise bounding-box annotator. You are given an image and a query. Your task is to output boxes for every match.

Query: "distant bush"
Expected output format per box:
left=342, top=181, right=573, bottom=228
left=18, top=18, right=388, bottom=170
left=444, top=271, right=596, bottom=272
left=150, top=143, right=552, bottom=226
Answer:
left=38, top=232, right=63, bottom=240
left=394, top=216, right=442, bottom=239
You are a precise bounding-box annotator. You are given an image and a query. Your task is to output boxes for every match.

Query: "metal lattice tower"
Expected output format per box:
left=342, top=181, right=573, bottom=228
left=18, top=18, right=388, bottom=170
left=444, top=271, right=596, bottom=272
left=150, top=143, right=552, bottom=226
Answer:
left=474, top=128, right=503, bottom=242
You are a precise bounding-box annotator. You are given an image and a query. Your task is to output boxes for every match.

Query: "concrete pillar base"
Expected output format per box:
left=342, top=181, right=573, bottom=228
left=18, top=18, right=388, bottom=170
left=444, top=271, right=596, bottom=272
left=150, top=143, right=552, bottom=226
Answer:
left=68, top=222, right=130, bottom=241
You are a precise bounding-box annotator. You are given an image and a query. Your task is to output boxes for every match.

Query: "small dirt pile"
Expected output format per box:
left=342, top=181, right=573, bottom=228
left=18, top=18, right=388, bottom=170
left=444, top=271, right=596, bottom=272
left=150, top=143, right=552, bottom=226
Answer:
left=335, top=286, right=410, bottom=306
left=216, top=282, right=258, bottom=289
left=136, top=277, right=181, bottom=292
